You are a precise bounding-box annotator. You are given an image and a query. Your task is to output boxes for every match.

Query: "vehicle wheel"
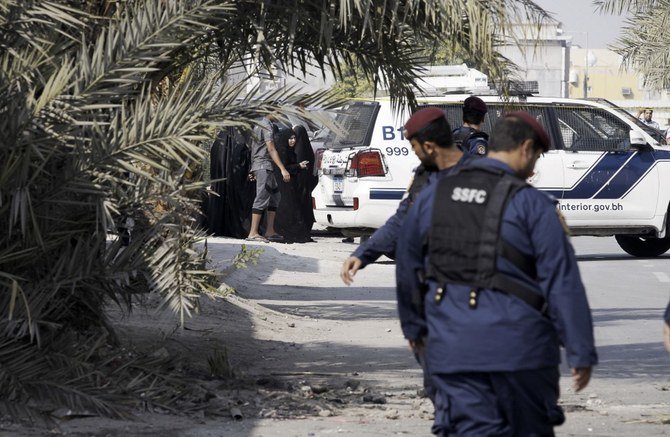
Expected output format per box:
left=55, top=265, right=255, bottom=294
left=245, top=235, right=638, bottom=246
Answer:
left=615, top=234, right=670, bottom=257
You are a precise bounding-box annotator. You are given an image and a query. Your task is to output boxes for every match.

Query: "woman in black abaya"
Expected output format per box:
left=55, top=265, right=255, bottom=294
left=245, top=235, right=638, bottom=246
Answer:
left=293, top=125, right=318, bottom=241
left=273, top=127, right=310, bottom=242
left=204, top=128, right=255, bottom=238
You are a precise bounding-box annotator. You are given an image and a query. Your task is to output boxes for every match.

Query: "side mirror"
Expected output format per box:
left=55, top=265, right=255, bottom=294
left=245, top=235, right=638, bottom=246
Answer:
left=629, top=130, right=647, bottom=147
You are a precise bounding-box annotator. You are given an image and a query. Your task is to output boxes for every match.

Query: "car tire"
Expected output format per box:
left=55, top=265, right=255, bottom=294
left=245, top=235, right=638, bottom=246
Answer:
left=615, top=234, right=670, bottom=257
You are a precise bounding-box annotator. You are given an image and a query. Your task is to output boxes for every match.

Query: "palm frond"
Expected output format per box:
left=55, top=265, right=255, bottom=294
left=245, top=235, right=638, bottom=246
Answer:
left=598, top=0, right=670, bottom=88
left=1, top=0, right=553, bottom=425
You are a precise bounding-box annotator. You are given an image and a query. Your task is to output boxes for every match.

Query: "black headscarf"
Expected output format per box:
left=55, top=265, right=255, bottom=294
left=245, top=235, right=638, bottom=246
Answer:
left=293, top=125, right=318, bottom=194
left=270, top=125, right=317, bottom=242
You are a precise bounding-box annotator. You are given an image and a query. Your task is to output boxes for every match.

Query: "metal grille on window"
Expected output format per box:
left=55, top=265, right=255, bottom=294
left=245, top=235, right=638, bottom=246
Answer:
left=553, top=106, right=629, bottom=151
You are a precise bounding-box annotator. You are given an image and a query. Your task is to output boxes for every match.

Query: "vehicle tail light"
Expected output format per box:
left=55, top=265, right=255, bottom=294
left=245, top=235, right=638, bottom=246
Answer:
left=353, top=197, right=359, bottom=211
left=315, top=149, right=325, bottom=172
left=312, top=197, right=316, bottom=210
left=349, top=150, right=385, bottom=177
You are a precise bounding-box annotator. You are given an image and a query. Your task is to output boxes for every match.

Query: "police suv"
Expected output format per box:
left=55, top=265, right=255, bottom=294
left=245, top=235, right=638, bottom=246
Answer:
left=312, top=95, right=670, bottom=257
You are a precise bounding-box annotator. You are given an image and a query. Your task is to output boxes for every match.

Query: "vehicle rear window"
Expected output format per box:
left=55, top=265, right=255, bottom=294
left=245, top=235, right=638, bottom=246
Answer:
left=323, top=102, right=380, bottom=149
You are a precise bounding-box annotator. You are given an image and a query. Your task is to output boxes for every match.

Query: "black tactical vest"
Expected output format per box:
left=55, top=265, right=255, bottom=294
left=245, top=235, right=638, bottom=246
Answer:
left=426, top=166, right=546, bottom=312
left=407, top=165, right=432, bottom=202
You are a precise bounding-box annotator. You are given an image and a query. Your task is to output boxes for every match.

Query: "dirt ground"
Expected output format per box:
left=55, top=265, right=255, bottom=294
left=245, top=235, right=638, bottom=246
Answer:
left=2, top=234, right=433, bottom=437
left=3, top=234, right=670, bottom=436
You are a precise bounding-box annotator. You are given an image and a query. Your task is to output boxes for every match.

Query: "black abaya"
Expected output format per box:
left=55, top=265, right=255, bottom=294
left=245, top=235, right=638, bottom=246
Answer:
left=204, top=128, right=256, bottom=238
left=273, top=127, right=312, bottom=242
left=293, top=125, right=318, bottom=231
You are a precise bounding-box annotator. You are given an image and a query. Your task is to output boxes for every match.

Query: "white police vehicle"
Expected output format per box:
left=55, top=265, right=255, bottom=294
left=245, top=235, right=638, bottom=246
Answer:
left=312, top=95, right=670, bottom=257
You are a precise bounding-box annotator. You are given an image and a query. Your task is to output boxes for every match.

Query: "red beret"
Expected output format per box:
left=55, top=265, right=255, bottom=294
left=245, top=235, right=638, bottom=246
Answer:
left=504, top=111, right=550, bottom=152
left=463, top=96, right=488, bottom=114
left=404, top=107, right=446, bottom=138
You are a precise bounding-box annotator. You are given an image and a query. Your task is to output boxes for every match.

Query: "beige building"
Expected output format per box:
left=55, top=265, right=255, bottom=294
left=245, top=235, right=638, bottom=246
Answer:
left=568, top=48, right=644, bottom=101
left=568, top=48, right=670, bottom=127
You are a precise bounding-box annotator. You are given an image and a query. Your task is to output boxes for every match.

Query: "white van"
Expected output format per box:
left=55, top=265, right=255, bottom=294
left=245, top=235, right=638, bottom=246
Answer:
left=312, top=95, right=670, bottom=257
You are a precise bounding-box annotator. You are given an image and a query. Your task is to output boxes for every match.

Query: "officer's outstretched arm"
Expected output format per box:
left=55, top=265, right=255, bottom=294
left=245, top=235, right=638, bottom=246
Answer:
left=663, top=303, right=670, bottom=352
left=350, top=196, right=412, bottom=269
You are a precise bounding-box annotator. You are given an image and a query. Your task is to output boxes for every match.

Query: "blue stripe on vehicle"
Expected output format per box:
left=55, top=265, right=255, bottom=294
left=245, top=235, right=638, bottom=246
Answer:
left=370, top=190, right=405, bottom=200
left=538, top=152, right=605, bottom=197
left=618, top=157, right=670, bottom=199
left=563, top=152, right=607, bottom=190
left=593, top=151, right=653, bottom=199
left=563, top=151, right=638, bottom=199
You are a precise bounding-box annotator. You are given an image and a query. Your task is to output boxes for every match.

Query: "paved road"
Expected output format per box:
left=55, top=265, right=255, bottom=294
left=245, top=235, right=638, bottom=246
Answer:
left=559, top=236, right=670, bottom=436
left=208, top=234, right=670, bottom=436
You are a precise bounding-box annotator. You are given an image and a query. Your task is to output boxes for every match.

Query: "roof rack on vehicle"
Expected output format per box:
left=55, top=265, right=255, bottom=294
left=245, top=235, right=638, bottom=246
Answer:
left=492, top=80, right=539, bottom=97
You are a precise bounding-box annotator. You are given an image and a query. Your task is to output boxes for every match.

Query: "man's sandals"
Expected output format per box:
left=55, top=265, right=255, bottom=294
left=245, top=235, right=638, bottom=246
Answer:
left=245, top=235, right=269, bottom=243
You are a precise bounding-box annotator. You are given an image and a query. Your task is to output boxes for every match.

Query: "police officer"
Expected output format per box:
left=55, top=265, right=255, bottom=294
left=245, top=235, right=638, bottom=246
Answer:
left=396, top=112, right=598, bottom=436
left=340, top=107, right=471, bottom=286
left=340, top=107, right=470, bottom=403
left=452, top=96, right=489, bottom=156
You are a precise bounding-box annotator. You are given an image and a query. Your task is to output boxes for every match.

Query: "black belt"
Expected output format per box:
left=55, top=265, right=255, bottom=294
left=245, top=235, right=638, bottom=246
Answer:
left=490, top=274, right=547, bottom=314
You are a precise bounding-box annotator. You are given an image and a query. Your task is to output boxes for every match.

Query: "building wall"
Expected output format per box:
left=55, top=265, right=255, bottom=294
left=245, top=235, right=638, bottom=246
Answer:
left=567, top=48, right=670, bottom=128
left=567, top=48, right=642, bottom=101
left=499, top=25, right=670, bottom=130
left=498, top=41, right=569, bottom=97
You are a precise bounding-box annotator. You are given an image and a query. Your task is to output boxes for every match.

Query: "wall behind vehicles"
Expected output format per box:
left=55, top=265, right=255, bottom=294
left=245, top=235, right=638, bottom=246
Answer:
left=224, top=59, right=336, bottom=94
left=496, top=22, right=670, bottom=105
left=561, top=48, right=670, bottom=126
left=568, top=48, right=648, bottom=102
left=498, top=38, right=570, bottom=98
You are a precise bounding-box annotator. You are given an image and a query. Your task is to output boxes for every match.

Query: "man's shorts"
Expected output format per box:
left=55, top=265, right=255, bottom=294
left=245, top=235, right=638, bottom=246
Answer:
left=252, top=169, right=281, bottom=213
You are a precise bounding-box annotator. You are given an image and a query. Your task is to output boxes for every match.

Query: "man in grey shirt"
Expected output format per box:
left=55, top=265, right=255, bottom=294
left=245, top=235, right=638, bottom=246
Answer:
left=638, top=107, right=661, bottom=130
left=247, top=113, right=290, bottom=242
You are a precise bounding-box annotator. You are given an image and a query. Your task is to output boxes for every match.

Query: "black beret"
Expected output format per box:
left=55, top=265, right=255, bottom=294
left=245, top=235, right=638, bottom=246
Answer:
left=404, top=107, right=446, bottom=139
left=504, top=111, right=550, bottom=152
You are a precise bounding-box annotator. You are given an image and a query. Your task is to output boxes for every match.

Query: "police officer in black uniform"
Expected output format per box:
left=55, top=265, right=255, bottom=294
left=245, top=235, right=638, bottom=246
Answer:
left=452, top=96, right=489, bottom=156
left=397, top=111, right=598, bottom=436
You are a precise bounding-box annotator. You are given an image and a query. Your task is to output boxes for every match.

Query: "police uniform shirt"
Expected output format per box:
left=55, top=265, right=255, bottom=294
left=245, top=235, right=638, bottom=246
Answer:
left=396, top=157, right=598, bottom=373
left=452, top=126, right=487, bottom=156
left=352, top=153, right=473, bottom=267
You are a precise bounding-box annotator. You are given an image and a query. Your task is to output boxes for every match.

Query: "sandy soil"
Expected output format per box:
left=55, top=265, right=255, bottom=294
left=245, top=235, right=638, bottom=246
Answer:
left=2, top=234, right=433, bottom=437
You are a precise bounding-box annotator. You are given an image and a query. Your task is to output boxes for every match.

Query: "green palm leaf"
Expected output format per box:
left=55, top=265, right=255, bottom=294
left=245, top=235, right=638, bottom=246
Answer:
left=1, top=0, right=549, bottom=423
